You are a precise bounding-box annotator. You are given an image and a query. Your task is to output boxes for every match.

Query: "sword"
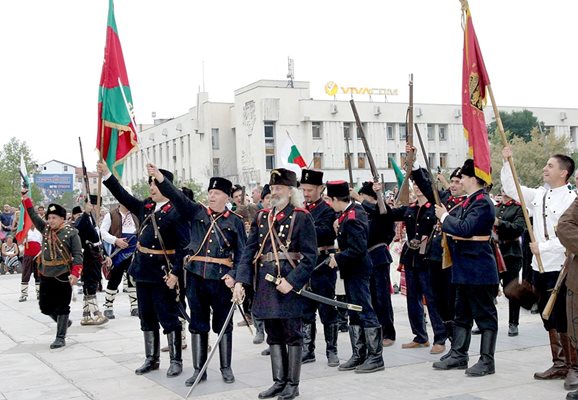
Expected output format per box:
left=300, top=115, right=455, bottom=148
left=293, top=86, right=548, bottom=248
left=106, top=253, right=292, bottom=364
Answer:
left=264, top=274, right=362, bottom=312
left=236, top=303, right=254, bottom=336
left=184, top=301, right=237, bottom=399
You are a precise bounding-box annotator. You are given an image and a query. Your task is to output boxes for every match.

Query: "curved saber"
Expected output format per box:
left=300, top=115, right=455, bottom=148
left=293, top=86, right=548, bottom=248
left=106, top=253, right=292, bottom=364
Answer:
left=184, top=302, right=236, bottom=399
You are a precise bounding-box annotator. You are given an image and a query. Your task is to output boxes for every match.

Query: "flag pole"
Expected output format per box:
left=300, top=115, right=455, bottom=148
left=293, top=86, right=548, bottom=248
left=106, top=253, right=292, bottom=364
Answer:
left=486, top=84, right=544, bottom=273
left=96, top=119, right=105, bottom=219
left=117, top=78, right=150, bottom=166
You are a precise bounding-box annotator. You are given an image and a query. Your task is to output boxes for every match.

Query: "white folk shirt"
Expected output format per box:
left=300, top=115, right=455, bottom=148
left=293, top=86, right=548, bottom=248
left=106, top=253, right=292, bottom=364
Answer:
left=501, top=161, right=576, bottom=273
left=100, top=209, right=138, bottom=245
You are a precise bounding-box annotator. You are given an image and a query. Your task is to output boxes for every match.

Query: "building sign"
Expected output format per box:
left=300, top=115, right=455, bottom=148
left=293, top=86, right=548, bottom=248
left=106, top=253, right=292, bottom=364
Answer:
left=34, top=174, right=74, bottom=202
left=324, top=81, right=399, bottom=97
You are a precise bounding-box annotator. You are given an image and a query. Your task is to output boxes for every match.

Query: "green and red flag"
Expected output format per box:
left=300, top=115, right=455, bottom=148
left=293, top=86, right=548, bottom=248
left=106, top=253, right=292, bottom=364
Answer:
left=97, top=0, right=137, bottom=179
left=280, top=133, right=306, bottom=175
left=389, top=156, right=405, bottom=189
left=461, top=3, right=492, bottom=184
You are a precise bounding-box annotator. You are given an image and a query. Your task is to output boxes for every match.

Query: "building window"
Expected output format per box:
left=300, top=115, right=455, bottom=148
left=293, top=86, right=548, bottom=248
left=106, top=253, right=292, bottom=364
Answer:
left=571, top=127, right=577, bottom=143
left=344, top=153, right=353, bottom=170
left=439, top=124, right=448, bottom=141
left=266, top=154, right=276, bottom=170
left=427, top=124, right=435, bottom=141
left=440, top=153, right=448, bottom=168
left=387, top=153, right=396, bottom=168
left=312, top=122, right=322, bottom=140
left=356, top=122, right=367, bottom=138
left=264, top=121, right=275, bottom=145
left=63, top=165, right=68, bottom=172
left=358, top=153, right=367, bottom=169
left=428, top=153, right=437, bottom=168
left=343, top=122, right=352, bottom=140
left=399, top=124, right=407, bottom=141
left=386, top=124, right=394, bottom=140
left=212, top=128, right=220, bottom=150
left=213, top=158, right=220, bottom=176
left=313, top=152, right=323, bottom=169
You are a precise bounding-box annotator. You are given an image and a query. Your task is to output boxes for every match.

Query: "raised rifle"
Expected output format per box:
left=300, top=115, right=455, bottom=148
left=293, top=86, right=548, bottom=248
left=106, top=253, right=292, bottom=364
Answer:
left=397, top=74, right=415, bottom=206
left=344, top=128, right=354, bottom=188
left=350, top=100, right=386, bottom=214
left=543, top=253, right=574, bottom=320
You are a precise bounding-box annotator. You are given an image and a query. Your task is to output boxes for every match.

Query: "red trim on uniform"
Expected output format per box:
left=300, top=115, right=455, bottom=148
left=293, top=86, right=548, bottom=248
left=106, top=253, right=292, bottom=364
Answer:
left=476, top=193, right=485, bottom=201
left=70, top=265, right=83, bottom=278
left=294, top=207, right=310, bottom=214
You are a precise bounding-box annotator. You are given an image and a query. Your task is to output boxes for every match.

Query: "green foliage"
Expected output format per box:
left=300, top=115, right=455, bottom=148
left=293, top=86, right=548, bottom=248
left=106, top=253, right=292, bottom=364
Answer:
left=490, top=128, right=570, bottom=192
left=488, top=110, right=545, bottom=142
left=0, top=137, right=40, bottom=207
left=51, top=190, right=80, bottom=212
left=130, top=178, right=207, bottom=204
left=130, top=179, right=150, bottom=200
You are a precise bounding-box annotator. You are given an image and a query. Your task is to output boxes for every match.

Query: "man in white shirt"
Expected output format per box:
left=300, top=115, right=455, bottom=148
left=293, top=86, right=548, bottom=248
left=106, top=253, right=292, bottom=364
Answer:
left=501, top=146, right=577, bottom=388
left=100, top=203, right=139, bottom=319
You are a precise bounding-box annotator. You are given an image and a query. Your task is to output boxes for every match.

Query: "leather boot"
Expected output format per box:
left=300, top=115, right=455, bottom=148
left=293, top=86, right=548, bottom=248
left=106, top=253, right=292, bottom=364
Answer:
left=166, top=331, right=183, bottom=377
left=324, top=324, right=340, bottom=367
left=19, top=284, right=28, bottom=302
left=465, top=329, right=496, bottom=377
left=338, top=325, right=366, bottom=371
left=534, top=329, right=568, bottom=380
left=185, top=333, right=208, bottom=386
left=258, top=344, right=287, bottom=399
left=253, top=318, right=265, bottom=344
left=50, top=314, right=69, bottom=349
left=433, top=325, right=470, bottom=370
left=356, top=327, right=385, bottom=373
left=135, top=330, right=160, bottom=374
left=219, top=332, right=235, bottom=383
left=278, top=345, right=301, bottom=400
left=301, top=323, right=316, bottom=364
left=561, top=333, right=578, bottom=390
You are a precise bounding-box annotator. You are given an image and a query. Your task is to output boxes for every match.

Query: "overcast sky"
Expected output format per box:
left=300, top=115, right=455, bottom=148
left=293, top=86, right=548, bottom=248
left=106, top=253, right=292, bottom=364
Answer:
left=1, top=0, right=576, bottom=169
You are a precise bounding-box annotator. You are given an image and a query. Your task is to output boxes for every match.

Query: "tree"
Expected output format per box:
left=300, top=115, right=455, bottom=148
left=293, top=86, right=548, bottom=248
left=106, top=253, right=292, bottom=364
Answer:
left=490, top=128, right=570, bottom=192
left=488, top=110, right=545, bottom=143
left=130, top=179, right=150, bottom=200
left=51, top=190, right=79, bottom=212
left=130, top=177, right=207, bottom=204
left=0, top=137, right=39, bottom=207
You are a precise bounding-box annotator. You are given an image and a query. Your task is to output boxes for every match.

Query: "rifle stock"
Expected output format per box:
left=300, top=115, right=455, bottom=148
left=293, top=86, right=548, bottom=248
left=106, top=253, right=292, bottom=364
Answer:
left=542, top=254, right=574, bottom=320
left=349, top=100, right=386, bottom=214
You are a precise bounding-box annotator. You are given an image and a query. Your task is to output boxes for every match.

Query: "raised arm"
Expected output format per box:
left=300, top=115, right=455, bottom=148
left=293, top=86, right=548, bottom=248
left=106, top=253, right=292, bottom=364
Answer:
left=97, top=161, right=144, bottom=217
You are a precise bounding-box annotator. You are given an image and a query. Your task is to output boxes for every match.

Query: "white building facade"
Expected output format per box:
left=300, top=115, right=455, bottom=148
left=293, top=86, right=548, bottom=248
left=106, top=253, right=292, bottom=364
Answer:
left=122, top=80, right=578, bottom=191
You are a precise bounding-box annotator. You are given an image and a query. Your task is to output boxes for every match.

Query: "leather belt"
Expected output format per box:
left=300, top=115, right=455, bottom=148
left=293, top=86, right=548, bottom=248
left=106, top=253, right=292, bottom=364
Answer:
left=449, top=235, right=491, bottom=241
left=42, top=259, right=70, bottom=267
left=137, top=242, right=176, bottom=255
left=317, top=245, right=335, bottom=255
left=260, top=252, right=303, bottom=263
left=187, top=255, right=233, bottom=268
left=368, top=243, right=387, bottom=252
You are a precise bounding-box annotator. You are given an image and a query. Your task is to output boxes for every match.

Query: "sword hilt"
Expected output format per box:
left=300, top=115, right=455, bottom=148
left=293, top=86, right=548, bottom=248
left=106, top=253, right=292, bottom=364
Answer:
left=265, top=273, right=282, bottom=285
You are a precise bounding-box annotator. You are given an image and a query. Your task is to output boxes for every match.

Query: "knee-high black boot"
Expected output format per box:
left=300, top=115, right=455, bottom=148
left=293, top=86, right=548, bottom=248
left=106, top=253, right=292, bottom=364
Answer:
left=258, top=344, right=287, bottom=399
left=185, top=333, right=208, bottom=386
left=433, top=325, right=470, bottom=370
left=278, top=345, right=301, bottom=400
left=219, top=332, right=235, bottom=383
left=135, top=330, right=160, bottom=374
left=465, top=329, right=497, bottom=377
left=166, top=331, right=183, bottom=377
left=324, top=324, right=340, bottom=367
left=50, top=314, right=69, bottom=349
left=301, top=323, right=316, bottom=363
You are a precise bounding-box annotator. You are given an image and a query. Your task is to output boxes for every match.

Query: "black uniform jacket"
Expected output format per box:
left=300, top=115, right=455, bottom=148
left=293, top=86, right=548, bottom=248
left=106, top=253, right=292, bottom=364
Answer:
left=156, top=179, right=246, bottom=281
left=334, top=202, right=373, bottom=279
left=361, top=200, right=395, bottom=266
left=104, top=174, right=189, bottom=283
left=306, top=198, right=336, bottom=272
left=494, top=200, right=525, bottom=259
left=236, top=204, right=317, bottom=319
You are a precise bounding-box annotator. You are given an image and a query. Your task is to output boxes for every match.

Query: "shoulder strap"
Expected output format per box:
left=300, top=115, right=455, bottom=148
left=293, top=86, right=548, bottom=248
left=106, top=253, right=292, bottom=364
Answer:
left=542, top=191, right=550, bottom=240
left=150, top=212, right=172, bottom=272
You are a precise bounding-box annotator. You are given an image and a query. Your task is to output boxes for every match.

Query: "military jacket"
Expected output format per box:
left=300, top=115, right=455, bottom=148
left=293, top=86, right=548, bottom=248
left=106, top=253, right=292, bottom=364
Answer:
left=156, top=179, right=246, bottom=281
left=334, top=202, right=373, bottom=279
left=104, top=174, right=189, bottom=283
left=75, top=212, right=101, bottom=266
left=494, top=200, right=525, bottom=259
left=24, top=198, right=83, bottom=278
left=305, top=198, right=336, bottom=273
left=442, top=189, right=499, bottom=285
left=361, top=200, right=395, bottom=266
left=236, top=204, right=317, bottom=319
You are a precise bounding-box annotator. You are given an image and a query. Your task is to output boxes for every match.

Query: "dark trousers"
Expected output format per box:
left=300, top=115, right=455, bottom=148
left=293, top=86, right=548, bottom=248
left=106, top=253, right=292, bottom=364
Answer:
left=82, top=255, right=102, bottom=296
left=454, top=284, right=499, bottom=332
left=344, top=274, right=380, bottom=328
left=21, top=255, right=38, bottom=284
left=186, top=273, right=233, bottom=334
left=429, top=260, right=455, bottom=323
left=265, top=318, right=302, bottom=346
left=136, top=281, right=181, bottom=334
left=500, top=256, right=522, bottom=325
left=405, top=266, right=447, bottom=344
left=534, top=270, right=567, bottom=333
left=302, top=267, right=338, bottom=325
left=370, top=263, right=396, bottom=340
left=106, top=256, right=134, bottom=291
left=39, top=274, right=72, bottom=316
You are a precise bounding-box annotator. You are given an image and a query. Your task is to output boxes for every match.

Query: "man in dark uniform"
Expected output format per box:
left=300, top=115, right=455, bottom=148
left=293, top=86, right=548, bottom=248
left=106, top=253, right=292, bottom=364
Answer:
left=147, top=163, right=247, bottom=386
left=351, top=181, right=396, bottom=347
left=433, top=159, right=499, bottom=377
left=97, top=161, right=188, bottom=378
left=233, top=168, right=317, bottom=400
left=299, top=168, right=339, bottom=366
left=493, top=190, right=525, bottom=337
left=326, top=180, right=385, bottom=374
left=22, top=194, right=83, bottom=349
left=75, top=195, right=108, bottom=326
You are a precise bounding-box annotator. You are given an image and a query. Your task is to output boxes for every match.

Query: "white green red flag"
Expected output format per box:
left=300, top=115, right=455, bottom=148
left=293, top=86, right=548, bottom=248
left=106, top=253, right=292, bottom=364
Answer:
left=280, top=134, right=306, bottom=175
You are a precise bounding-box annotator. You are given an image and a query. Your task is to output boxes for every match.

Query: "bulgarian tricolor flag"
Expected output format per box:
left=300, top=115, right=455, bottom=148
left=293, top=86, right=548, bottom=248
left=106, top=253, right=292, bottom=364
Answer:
left=280, top=132, right=306, bottom=175
left=461, top=1, right=492, bottom=184
left=15, top=155, right=33, bottom=244
left=97, top=0, right=137, bottom=179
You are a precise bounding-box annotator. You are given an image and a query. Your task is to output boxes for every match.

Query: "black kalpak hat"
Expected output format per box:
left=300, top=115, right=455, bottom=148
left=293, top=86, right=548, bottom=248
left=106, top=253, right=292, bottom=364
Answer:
left=358, top=181, right=377, bottom=200
left=450, top=167, right=462, bottom=180
left=231, top=184, right=243, bottom=195
left=148, top=169, right=174, bottom=184
left=72, top=206, right=82, bottom=215
left=326, top=180, right=350, bottom=198
left=261, top=184, right=271, bottom=200
left=269, top=168, right=298, bottom=187
left=300, top=169, right=324, bottom=186
left=47, top=203, right=67, bottom=219
left=208, top=177, right=233, bottom=196
left=460, top=159, right=475, bottom=178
